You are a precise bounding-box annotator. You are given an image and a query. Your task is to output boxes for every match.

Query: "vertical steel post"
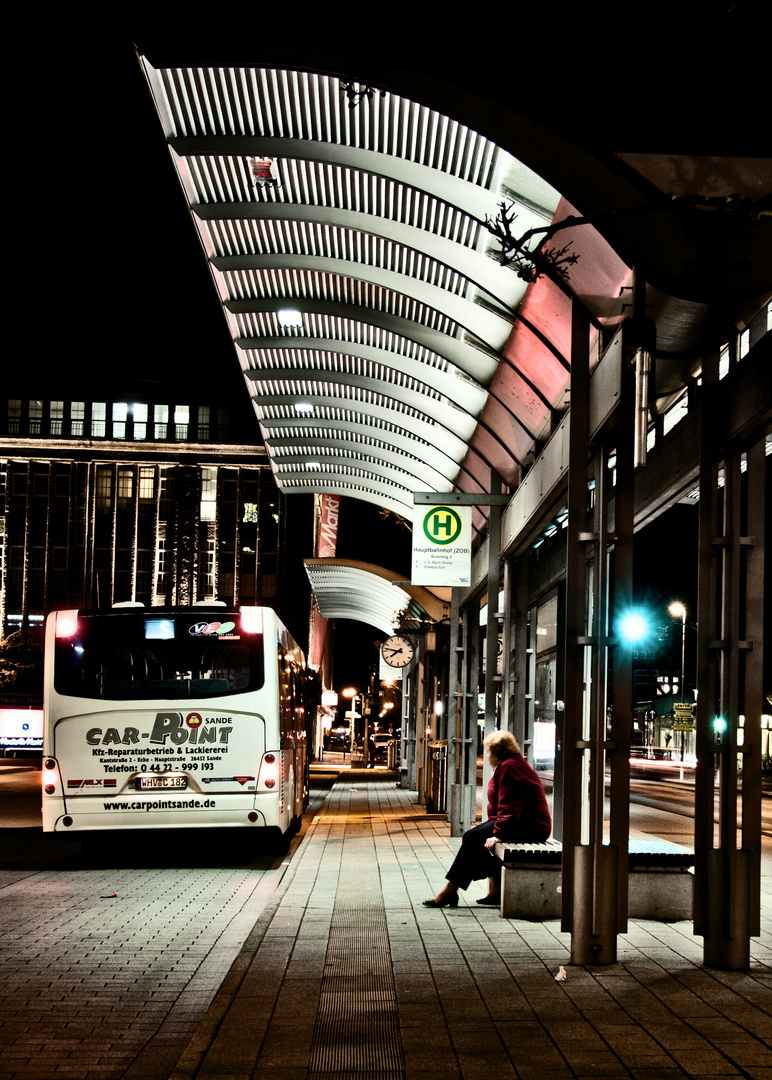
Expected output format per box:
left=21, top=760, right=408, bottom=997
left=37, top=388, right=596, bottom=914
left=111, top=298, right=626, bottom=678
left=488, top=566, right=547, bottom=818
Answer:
left=694, top=358, right=764, bottom=969
left=447, top=586, right=460, bottom=822
left=451, top=603, right=478, bottom=835
left=561, top=298, right=591, bottom=942
left=482, top=471, right=503, bottom=797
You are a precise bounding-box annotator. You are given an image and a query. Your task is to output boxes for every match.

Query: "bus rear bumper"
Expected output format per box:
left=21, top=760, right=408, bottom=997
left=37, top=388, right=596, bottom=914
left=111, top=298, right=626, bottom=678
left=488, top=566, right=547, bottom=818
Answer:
left=44, top=799, right=283, bottom=832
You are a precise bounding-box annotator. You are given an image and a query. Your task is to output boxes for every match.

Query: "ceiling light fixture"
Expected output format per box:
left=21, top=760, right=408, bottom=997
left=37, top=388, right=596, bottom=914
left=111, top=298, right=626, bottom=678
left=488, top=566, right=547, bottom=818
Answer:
left=278, top=309, right=303, bottom=328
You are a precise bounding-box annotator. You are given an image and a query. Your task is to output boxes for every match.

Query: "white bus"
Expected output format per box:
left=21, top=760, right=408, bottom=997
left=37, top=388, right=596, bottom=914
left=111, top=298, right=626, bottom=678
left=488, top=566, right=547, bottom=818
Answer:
left=42, top=603, right=310, bottom=847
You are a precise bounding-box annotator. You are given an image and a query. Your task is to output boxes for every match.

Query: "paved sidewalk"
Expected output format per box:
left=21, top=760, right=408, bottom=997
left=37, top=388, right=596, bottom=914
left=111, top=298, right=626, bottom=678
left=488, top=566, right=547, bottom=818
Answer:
left=170, top=775, right=770, bottom=1080
left=2, top=774, right=771, bottom=1079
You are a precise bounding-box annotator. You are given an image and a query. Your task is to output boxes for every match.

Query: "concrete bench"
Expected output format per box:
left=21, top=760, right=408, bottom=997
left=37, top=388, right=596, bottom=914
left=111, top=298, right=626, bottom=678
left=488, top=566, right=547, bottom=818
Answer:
left=494, top=837, right=694, bottom=921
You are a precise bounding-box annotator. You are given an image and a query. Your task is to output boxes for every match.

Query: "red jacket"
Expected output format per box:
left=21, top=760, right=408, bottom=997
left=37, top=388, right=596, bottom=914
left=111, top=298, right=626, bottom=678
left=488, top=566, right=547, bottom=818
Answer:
left=487, top=754, right=552, bottom=842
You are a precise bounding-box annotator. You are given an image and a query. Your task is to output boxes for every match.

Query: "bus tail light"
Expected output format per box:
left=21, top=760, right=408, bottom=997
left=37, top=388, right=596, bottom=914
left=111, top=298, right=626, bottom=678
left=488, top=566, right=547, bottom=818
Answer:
left=43, top=760, right=58, bottom=794
left=240, top=606, right=263, bottom=634
left=261, top=753, right=278, bottom=789
left=56, top=610, right=79, bottom=638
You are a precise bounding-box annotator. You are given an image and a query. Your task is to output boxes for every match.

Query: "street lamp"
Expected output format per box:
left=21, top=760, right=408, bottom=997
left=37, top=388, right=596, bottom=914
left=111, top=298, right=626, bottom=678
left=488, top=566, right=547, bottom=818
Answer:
left=342, top=687, right=359, bottom=755
left=668, top=601, right=687, bottom=773
left=668, top=602, right=687, bottom=704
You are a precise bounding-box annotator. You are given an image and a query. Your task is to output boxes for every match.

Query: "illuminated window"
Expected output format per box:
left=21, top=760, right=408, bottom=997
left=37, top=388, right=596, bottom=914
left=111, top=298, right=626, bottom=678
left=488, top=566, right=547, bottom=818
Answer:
left=117, top=469, right=133, bottom=508
left=201, top=467, right=217, bottom=523
left=91, top=402, right=106, bottom=438
left=154, top=404, right=168, bottom=440
left=96, top=467, right=112, bottom=513
left=113, top=402, right=128, bottom=440
left=663, top=391, right=688, bottom=435
left=70, top=401, right=85, bottom=436
left=719, top=345, right=730, bottom=380
left=139, top=467, right=154, bottom=501
left=156, top=538, right=169, bottom=597
left=29, top=400, right=43, bottom=435
left=50, top=401, right=64, bottom=436
left=243, top=502, right=258, bottom=524
left=174, top=405, right=189, bottom=441
left=198, top=538, right=216, bottom=597
left=133, top=403, right=148, bottom=440
left=739, top=327, right=750, bottom=359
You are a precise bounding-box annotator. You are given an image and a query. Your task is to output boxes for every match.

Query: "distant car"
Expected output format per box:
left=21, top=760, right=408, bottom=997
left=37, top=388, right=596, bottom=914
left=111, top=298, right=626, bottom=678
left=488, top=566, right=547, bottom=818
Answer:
left=371, top=734, right=392, bottom=763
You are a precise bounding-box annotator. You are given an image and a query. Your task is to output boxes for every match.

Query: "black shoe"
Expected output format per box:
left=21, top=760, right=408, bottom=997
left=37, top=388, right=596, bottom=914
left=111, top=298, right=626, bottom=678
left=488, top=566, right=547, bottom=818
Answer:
left=476, top=893, right=501, bottom=906
left=422, top=893, right=459, bottom=908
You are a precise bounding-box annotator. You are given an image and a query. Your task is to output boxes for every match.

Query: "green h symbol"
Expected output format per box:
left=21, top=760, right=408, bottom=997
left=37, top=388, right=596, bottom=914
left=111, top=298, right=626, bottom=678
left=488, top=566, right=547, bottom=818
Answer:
left=432, top=511, right=454, bottom=538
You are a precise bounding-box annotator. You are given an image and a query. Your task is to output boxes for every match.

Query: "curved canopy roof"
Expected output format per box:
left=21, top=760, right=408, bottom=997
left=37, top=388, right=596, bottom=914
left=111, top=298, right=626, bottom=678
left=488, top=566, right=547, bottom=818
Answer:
left=141, top=57, right=569, bottom=523
left=139, top=46, right=770, bottom=540
left=304, top=558, right=449, bottom=634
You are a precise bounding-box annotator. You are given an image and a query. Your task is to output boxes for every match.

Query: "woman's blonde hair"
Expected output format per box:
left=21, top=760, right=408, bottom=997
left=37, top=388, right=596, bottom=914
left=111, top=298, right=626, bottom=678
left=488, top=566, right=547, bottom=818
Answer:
left=484, top=730, right=521, bottom=759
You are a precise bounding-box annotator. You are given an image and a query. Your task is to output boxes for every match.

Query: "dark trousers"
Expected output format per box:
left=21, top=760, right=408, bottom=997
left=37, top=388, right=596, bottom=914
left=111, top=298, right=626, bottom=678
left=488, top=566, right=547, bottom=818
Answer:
left=445, top=820, right=500, bottom=891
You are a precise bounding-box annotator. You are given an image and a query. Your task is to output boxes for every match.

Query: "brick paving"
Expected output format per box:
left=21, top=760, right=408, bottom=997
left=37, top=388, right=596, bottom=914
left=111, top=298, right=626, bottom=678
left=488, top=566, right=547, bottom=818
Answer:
left=1, top=774, right=770, bottom=1079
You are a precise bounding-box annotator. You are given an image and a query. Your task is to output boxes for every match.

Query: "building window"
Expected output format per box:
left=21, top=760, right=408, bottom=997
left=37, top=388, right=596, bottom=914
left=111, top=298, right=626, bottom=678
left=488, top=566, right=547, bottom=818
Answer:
left=29, top=400, right=43, bottom=435
left=174, top=405, right=189, bottom=441
left=217, top=407, right=230, bottom=441
left=117, top=468, right=133, bottom=509
left=112, top=403, right=128, bottom=439
left=243, top=502, right=258, bottom=524
left=137, top=547, right=152, bottom=598
left=8, top=546, right=24, bottom=590
left=71, top=401, right=85, bottom=437
left=159, top=470, right=174, bottom=519
left=96, top=468, right=112, bottom=514
left=7, top=400, right=21, bottom=434
left=197, top=406, right=210, bottom=441
left=92, top=402, right=107, bottom=438
left=154, top=404, right=168, bottom=440
left=198, top=538, right=216, bottom=598
left=201, top=468, right=217, bottom=523
left=156, top=538, right=169, bottom=598
left=50, top=401, right=64, bottom=436
left=51, top=546, right=67, bottom=592
left=133, top=403, right=148, bottom=440
left=139, top=467, right=154, bottom=501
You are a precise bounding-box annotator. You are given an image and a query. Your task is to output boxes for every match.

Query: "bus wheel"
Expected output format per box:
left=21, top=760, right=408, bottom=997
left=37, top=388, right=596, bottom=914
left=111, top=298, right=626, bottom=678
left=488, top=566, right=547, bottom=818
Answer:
left=263, top=826, right=290, bottom=855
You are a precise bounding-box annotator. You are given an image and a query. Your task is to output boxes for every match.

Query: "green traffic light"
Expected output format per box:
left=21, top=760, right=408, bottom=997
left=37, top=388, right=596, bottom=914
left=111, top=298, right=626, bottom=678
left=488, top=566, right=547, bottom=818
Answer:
left=618, top=609, right=650, bottom=646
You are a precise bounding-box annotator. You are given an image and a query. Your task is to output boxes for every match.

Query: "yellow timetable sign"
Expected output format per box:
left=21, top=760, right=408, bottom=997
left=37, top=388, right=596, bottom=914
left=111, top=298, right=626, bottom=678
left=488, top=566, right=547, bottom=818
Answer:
left=672, top=703, right=694, bottom=731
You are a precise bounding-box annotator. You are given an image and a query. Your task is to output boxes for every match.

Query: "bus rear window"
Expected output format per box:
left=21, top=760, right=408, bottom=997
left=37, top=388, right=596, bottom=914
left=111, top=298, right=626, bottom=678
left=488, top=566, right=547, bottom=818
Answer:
left=53, top=613, right=265, bottom=700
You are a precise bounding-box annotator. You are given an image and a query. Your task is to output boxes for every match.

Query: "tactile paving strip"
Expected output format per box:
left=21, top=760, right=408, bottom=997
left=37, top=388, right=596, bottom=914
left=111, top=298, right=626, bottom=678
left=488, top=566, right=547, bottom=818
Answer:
left=309, top=840, right=404, bottom=1077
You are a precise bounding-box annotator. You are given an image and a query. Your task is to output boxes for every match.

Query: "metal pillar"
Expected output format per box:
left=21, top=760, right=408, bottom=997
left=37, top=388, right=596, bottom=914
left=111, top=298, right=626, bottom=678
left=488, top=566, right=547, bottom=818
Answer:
left=447, top=586, right=461, bottom=816
left=482, top=471, right=503, bottom=797
left=451, top=601, right=479, bottom=835
left=511, top=557, right=529, bottom=754
left=499, top=556, right=515, bottom=736
left=561, top=298, right=634, bottom=965
left=694, top=348, right=765, bottom=969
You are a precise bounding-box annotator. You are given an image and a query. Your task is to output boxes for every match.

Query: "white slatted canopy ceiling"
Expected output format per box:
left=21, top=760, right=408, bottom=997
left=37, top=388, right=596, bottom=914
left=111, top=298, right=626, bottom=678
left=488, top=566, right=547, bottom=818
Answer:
left=303, top=559, right=448, bottom=635
left=140, top=57, right=563, bottom=523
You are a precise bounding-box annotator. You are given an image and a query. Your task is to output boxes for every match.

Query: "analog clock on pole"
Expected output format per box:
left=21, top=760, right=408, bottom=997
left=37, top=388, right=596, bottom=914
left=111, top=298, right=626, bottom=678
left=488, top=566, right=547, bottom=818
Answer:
left=381, top=634, right=415, bottom=668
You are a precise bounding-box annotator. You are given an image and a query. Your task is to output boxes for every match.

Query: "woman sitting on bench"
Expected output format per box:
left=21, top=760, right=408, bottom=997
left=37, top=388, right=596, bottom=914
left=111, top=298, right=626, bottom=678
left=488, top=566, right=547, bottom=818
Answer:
left=423, top=730, right=552, bottom=908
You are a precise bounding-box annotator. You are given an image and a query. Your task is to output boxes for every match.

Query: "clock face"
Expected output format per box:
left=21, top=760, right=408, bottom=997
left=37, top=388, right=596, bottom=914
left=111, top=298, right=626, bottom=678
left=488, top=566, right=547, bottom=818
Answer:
left=381, top=634, right=415, bottom=668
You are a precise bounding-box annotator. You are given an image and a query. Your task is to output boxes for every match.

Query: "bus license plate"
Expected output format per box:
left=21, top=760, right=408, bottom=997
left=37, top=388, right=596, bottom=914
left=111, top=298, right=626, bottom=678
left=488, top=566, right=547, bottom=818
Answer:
left=137, top=775, right=187, bottom=791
